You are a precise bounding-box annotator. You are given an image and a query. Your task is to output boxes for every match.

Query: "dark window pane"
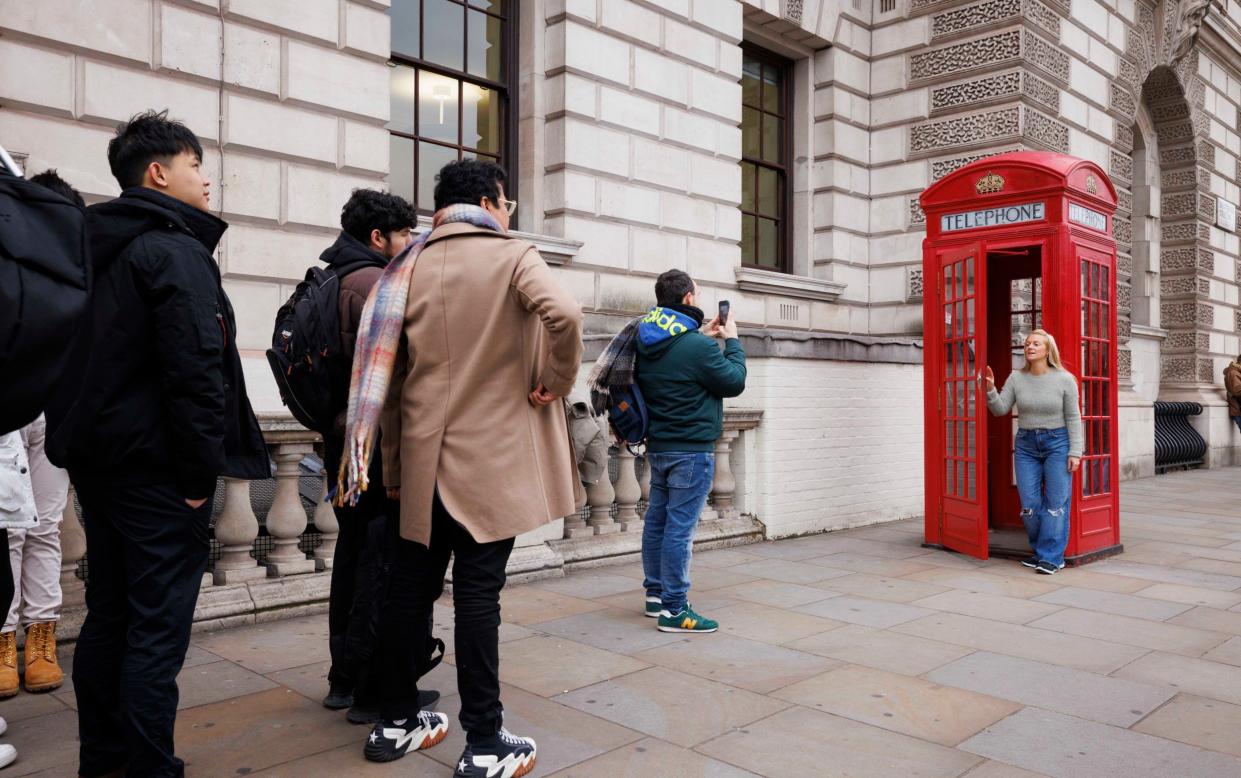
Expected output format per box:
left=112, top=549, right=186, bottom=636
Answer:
left=757, top=167, right=778, bottom=217
left=757, top=218, right=778, bottom=268
left=469, top=0, right=502, bottom=12
left=741, top=107, right=760, bottom=158
left=740, top=161, right=756, bottom=212
left=762, top=64, right=781, bottom=113
left=741, top=214, right=756, bottom=265
left=742, top=58, right=761, bottom=107
left=467, top=8, right=503, bottom=80
left=390, top=0, right=420, bottom=57
left=418, top=70, right=459, bottom=143
left=389, top=135, right=415, bottom=204
left=423, top=0, right=464, bottom=71
left=390, top=64, right=417, bottom=134
left=761, top=114, right=781, bottom=163
left=418, top=142, right=458, bottom=211
left=463, top=82, right=499, bottom=153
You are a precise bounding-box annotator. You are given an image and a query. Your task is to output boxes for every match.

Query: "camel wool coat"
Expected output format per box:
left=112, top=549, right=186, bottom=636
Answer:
left=380, top=222, right=584, bottom=545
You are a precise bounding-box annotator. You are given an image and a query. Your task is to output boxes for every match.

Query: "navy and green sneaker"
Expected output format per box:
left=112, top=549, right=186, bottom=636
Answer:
left=657, top=604, right=718, bottom=633
left=645, top=596, right=661, bottom=618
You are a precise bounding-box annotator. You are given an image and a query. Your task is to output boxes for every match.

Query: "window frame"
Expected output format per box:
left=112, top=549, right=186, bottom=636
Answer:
left=388, top=0, right=520, bottom=224
left=740, top=42, right=793, bottom=274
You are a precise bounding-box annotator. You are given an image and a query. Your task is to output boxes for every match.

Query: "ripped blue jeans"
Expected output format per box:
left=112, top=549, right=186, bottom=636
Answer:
left=1013, top=428, right=1072, bottom=567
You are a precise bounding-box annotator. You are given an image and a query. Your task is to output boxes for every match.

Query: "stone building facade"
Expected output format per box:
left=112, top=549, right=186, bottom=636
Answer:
left=1, top=0, right=1238, bottom=551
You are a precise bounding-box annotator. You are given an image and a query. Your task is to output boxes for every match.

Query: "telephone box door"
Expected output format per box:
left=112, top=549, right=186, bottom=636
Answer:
left=935, top=244, right=989, bottom=558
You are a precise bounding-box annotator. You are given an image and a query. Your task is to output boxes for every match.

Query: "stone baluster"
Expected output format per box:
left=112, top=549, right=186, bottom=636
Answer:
left=264, top=443, right=317, bottom=576
left=707, top=430, right=741, bottom=521
left=59, top=487, right=86, bottom=600
left=638, top=453, right=651, bottom=516
left=311, top=470, right=338, bottom=571
left=614, top=447, right=643, bottom=533
left=585, top=448, right=619, bottom=535
left=214, top=478, right=267, bottom=584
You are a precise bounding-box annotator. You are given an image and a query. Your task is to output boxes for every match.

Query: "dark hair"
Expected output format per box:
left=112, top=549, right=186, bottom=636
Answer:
left=433, top=159, right=506, bottom=211
left=655, top=269, right=695, bottom=307
left=107, top=110, right=203, bottom=190
left=30, top=169, right=85, bottom=207
left=340, top=189, right=416, bottom=245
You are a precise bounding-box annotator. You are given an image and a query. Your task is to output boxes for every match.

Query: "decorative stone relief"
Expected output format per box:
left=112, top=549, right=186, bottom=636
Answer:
left=1118, top=284, right=1132, bottom=310
left=1198, top=194, right=1215, bottom=222
left=1160, top=246, right=1197, bottom=270
left=930, top=0, right=1058, bottom=40
left=1159, top=146, right=1197, bottom=166
left=1109, top=84, right=1136, bottom=119
left=1166, top=331, right=1197, bottom=349
left=910, top=30, right=1022, bottom=81
left=1117, top=188, right=1133, bottom=214
left=1023, top=29, right=1069, bottom=82
left=1162, top=192, right=1200, bottom=219
left=1162, top=276, right=1198, bottom=296
left=1118, top=349, right=1132, bottom=378
left=1119, top=57, right=1140, bottom=88
left=1113, top=216, right=1132, bottom=245
left=1161, top=301, right=1198, bottom=325
left=909, top=106, right=1021, bottom=153
left=931, top=71, right=1022, bottom=112
left=1161, top=168, right=1198, bottom=189
left=907, top=268, right=925, bottom=302
left=1118, top=253, right=1133, bottom=276
left=909, top=198, right=926, bottom=227
left=1196, top=140, right=1214, bottom=166
left=1115, top=125, right=1134, bottom=153
left=783, top=0, right=804, bottom=23
left=1022, top=73, right=1059, bottom=111
left=1025, top=107, right=1069, bottom=152
left=1161, top=356, right=1194, bottom=381
left=1156, top=120, right=1195, bottom=146
left=930, top=147, right=1022, bottom=179
left=1149, top=100, right=1190, bottom=121
left=1024, top=0, right=1061, bottom=38
left=1110, top=150, right=1133, bottom=183
left=1160, top=223, right=1195, bottom=242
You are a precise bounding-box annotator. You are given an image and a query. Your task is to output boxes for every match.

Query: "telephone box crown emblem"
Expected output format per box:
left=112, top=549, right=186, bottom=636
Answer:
left=975, top=172, right=1005, bottom=194
left=1085, top=175, right=1098, bottom=194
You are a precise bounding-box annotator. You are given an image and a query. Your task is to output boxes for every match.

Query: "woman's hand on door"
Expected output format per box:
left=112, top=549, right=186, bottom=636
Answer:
left=983, top=366, right=995, bottom=392
left=1067, top=456, right=1081, bottom=473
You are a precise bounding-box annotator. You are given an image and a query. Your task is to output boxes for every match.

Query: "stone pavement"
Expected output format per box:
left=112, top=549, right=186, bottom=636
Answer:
left=5, top=467, right=1241, bottom=777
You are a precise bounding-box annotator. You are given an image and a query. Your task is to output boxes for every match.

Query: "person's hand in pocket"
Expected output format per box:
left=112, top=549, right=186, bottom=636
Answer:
left=185, top=498, right=207, bottom=509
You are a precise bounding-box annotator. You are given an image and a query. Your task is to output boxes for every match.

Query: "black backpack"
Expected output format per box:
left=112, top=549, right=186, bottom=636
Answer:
left=266, top=261, right=372, bottom=435
left=0, top=171, right=90, bottom=433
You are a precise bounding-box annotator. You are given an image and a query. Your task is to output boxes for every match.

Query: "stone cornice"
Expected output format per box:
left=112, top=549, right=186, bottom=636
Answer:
left=414, top=217, right=584, bottom=266
left=734, top=266, right=848, bottom=302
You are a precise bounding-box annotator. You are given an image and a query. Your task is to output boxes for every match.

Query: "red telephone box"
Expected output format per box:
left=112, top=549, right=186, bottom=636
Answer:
left=919, top=151, right=1122, bottom=564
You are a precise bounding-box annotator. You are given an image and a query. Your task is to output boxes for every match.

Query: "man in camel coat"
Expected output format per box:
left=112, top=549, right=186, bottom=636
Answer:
left=366, top=159, right=582, bottom=775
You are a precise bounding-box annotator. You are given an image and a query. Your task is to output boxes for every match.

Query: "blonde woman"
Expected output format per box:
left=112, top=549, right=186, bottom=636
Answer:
left=984, top=330, right=1083, bottom=574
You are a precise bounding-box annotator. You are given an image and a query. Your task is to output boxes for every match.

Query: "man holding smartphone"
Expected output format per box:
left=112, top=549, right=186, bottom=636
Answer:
left=635, top=270, right=746, bottom=633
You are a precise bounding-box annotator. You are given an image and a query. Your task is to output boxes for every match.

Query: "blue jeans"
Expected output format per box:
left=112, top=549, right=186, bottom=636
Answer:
left=642, top=452, right=715, bottom=613
left=1233, top=416, right=1241, bottom=435
left=1013, top=428, right=1072, bottom=567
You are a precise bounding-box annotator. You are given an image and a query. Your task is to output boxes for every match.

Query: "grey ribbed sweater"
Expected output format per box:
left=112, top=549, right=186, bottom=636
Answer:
left=986, top=369, right=1084, bottom=457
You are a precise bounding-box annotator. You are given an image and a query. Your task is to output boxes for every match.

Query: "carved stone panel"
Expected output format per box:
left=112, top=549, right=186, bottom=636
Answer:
left=930, top=146, right=1023, bottom=180
left=1024, top=107, right=1069, bottom=152
left=910, top=30, right=1022, bottom=82
left=1115, top=125, right=1134, bottom=153
left=907, top=267, right=925, bottom=301
left=1161, top=168, right=1198, bottom=190
left=1109, top=83, right=1136, bottom=120
left=931, top=70, right=1022, bottom=113
left=1022, top=72, right=1060, bottom=111
left=783, top=0, right=804, bottom=23
left=909, top=198, right=926, bottom=227
left=1110, top=150, right=1134, bottom=184
left=1022, top=29, right=1069, bottom=82
left=910, top=106, right=1022, bottom=154
left=930, top=0, right=1059, bottom=40
left=1113, top=216, right=1132, bottom=246
left=1161, top=191, right=1199, bottom=217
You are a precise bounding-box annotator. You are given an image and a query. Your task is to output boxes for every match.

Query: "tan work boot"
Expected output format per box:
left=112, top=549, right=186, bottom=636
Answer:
left=0, top=632, right=17, bottom=698
left=23, top=622, right=63, bottom=693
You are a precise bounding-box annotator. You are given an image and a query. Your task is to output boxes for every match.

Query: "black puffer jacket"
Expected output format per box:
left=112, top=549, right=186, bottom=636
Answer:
left=46, top=188, right=269, bottom=498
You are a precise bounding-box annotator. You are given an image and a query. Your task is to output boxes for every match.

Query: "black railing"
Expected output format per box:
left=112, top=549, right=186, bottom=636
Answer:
left=1153, top=401, right=1207, bottom=473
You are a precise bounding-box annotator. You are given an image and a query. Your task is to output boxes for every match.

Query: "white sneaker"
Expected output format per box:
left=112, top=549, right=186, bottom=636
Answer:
left=0, top=743, right=16, bottom=769
left=0, top=716, right=7, bottom=737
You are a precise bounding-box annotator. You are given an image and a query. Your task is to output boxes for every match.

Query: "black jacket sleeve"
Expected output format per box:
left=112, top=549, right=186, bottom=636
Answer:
left=694, top=336, right=747, bottom=398
left=134, top=236, right=227, bottom=499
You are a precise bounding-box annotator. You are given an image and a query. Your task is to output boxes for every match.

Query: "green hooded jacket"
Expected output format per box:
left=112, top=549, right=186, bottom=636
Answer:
left=635, top=306, right=747, bottom=452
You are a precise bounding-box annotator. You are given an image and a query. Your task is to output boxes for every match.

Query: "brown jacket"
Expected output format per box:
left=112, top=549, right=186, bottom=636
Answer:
left=1225, top=362, right=1241, bottom=416
left=380, top=223, right=584, bottom=544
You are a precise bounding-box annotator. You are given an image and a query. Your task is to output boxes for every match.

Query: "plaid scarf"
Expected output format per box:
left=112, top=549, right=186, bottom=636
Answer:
left=335, top=204, right=502, bottom=505
left=586, top=318, right=640, bottom=416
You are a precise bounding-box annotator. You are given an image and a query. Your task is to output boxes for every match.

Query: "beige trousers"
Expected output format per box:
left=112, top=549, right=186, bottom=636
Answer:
left=4, top=415, right=68, bottom=632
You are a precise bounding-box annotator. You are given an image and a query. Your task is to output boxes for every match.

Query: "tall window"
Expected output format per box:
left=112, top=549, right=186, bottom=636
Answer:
left=740, top=45, right=791, bottom=272
left=388, top=0, right=514, bottom=215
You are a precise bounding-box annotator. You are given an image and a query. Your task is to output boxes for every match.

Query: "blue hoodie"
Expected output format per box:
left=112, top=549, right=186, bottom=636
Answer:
left=635, top=306, right=747, bottom=452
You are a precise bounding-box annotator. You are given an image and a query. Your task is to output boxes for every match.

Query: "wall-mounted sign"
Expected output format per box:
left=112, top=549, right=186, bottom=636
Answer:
left=1068, top=202, right=1107, bottom=232
left=1218, top=198, right=1237, bottom=232
left=941, top=202, right=1045, bottom=232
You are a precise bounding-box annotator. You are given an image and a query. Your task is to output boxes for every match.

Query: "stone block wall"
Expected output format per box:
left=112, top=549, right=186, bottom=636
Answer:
left=0, top=0, right=390, bottom=412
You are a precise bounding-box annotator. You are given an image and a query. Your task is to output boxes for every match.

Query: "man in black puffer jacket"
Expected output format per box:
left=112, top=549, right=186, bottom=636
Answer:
left=44, top=111, right=268, bottom=778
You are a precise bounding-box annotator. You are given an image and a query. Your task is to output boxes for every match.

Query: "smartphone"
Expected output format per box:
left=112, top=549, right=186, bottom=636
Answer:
left=718, top=299, right=730, bottom=325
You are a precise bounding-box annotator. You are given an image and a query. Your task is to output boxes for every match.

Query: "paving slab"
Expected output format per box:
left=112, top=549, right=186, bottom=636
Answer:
left=424, top=685, right=643, bottom=774
left=1087, top=560, right=1241, bottom=591
left=535, top=608, right=687, bottom=655
left=784, top=623, right=975, bottom=676
left=903, top=569, right=1060, bottom=599
left=1, top=709, right=78, bottom=777
left=497, top=635, right=649, bottom=697
left=1033, top=586, right=1194, bottom=621
left=1026, top=608, right=1229, bottom=656
left=706, top=600, right=844, bottom=645
left=926, top=651, right=1174, bottom=727
left=554, top=666, right=788, bottom=748
left=1131, top=693, right=1241, bottom=758
left=812, top=572, right=953, bottom=603
left=796, top=536, right=930, bottom=560
left=192, top=616, right=332, bottom=674
left=1114, top=651, right=1241, bottom=706
left=548, top=736, right=760, bottom=777
left=1134, top=583, right=1241, bottom=610
left=0, top=688, right=69, bottom=723
left=727, top=558, right=856, bottom=584
left=961, top=761, right=1051, bottom=777
left=1168, top=606, right=1241, bottom=636
left=714, top=579, right=841, bottom=608
left=772, top=663, right=1020, bottom=746
left=248, top=741, right=442, bottom=775
left=1202, top=635, right=1241, bottom=667
left=913, top=590, right=1064, bottom=624
left=804, top=552, right=939, bottom=577
left=175, top=659, right=279, bottom=710
left=533, top=571, right=645, bottom=599
left=698, top=705, right=982, bottom=778
left=892, top=612, right=1149, bottom=674
left=499, top=586, right=607, bottom=626
left=959, top=707, right=1241, bottom=778
left=633, top=633, right=837, bottom=693
left=692, top=548, right=765, bottom=568
left=795, top=595, right=934, bottom=629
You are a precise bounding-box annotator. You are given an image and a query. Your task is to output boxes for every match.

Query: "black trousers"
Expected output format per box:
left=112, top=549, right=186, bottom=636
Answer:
left=376, top=493, right=513, bottom=735
left=74, top=482, right=212, bottom=778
